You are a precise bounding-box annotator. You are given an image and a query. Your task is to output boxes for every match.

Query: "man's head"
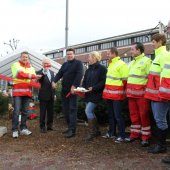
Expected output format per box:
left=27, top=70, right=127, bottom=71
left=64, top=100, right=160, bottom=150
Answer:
left=107, top=47, right=118, bottom=60
left=66, top=48, right=75, bottom=61
left=152, top=33, right=166, bottom=49
left=167, top=20, right=170, bottom=34
left=42, top=58, right=51, bottom=70
left=131, top=42, right=144, bottom=57
left=20, top=51, right=29, bottom=64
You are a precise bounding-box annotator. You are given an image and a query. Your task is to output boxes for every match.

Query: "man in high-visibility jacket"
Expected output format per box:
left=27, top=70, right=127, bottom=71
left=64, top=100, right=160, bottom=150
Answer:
left=102, top=47, right=128, bottom=143
left=145, top=34, right=169, bottom=154
left=126, top=42, right=151, bottom=147
left=11, top=51, right=40, bottom=138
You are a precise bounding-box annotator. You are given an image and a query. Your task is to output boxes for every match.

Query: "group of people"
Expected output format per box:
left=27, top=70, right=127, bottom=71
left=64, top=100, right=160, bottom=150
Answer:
left=10, top=32, right=170, bottom=164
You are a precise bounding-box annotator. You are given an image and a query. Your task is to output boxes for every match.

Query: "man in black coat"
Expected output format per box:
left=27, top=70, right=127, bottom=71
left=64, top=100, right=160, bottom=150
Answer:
left=53, top=48, right=83, bottom=138
left=37, top=58, right=55, bottom=133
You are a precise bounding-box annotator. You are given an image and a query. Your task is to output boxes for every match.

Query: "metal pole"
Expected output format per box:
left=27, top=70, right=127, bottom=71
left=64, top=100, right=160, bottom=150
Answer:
left=65, top=0, right=69, bottom=62
left=159, top=21, right=164, bottom=34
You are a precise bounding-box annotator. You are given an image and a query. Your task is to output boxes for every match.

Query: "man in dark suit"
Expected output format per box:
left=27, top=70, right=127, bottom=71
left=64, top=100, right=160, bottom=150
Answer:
left=37, top=58, right=55, bottom=133
left=53, top=48, right=83, bottom=138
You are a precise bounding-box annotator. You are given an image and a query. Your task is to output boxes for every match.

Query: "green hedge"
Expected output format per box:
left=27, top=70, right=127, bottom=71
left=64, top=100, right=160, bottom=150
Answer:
left=54, top=82, right=130, bottom=125
left=0, top=93, right=9, bottom=116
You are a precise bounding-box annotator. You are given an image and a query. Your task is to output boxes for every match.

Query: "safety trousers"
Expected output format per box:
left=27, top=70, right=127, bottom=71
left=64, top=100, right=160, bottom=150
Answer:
left=128, top=97, right=151, bottom=140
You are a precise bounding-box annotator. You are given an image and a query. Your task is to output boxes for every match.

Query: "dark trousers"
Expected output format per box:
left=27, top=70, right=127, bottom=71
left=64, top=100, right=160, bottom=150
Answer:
left=62, top=93, right=77, bottom=132
left=39, top=100, right=54, bottom=129
left=107, top=99, right=125, bottom=138
left=12, top=96, right=30, bottom=131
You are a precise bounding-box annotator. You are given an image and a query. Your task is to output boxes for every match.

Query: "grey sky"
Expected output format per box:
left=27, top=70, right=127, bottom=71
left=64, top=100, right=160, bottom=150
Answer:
left=0, top=0, right=169, bottom=56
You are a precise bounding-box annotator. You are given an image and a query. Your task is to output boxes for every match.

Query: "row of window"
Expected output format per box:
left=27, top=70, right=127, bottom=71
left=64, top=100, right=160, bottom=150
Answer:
left=46, top=52, right=63, bottom=59
left=75, top=35, right=152, bottom=55
left=84, top=55, right=153, bottom=68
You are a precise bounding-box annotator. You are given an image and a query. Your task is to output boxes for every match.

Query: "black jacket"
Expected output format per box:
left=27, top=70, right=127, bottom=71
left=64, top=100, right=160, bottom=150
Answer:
left=36, top=69, right=55, bottom=101
left=54, top=59, right=83, bottom=94
left=82, top=62, right=107, bottom=103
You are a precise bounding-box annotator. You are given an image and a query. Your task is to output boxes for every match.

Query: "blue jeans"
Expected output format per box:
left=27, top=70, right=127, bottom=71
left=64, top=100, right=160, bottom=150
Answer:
left=107, top=100, right=125, bottom=138
left=85, top=102, right=97, bottom=120
left=12, top=96, right=30, bottom=131
left=62, top=93, right=78, bottom=132
left=151, top=101, right=169, bottom=130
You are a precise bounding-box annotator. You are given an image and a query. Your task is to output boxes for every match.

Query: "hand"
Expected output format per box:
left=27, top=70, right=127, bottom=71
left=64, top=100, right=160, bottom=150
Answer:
left=52, top=82, right=56, bottom=89
left=88, top=87, right=93, bottom=92
left=70, top=85, right=76, bottom=94
left=36, top=74, right=42, bottom=79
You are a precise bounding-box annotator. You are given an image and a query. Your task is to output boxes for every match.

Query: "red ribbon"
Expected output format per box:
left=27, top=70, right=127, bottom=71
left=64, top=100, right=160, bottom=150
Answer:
left=0, top=74, right=41, bottom=89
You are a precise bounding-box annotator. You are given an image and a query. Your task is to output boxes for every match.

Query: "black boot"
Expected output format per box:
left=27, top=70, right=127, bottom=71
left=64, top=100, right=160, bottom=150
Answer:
left=85, top=119, right=101, bottom=141
left=65, top=129, right=76, bottom=138
left=162, top=156, right=170, bottom=164
left=148, top=128, right=167, bottom=154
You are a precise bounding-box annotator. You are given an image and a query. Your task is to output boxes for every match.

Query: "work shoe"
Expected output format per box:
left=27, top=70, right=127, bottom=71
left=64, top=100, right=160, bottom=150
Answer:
left=62, top=129, right=69, bottom=134
left=65, top=130, right=75, bottom=138
left=124, top=137, right=140, bottom=143
left=148, top=145, right=167, bottom=154
left=85, top=131, right=101, bottom=141
left=20, top=129, right=32, bottom=136
left=47, top=127, right=53, bottom=131
left=115, top=137, right=125, bottom=144
left=40, top=127, right=47, bottom=133
left=102, top=132, right=116, bottom=139
left=12, top=131, right=19, bottom=138
left=141, top=140, right=150, bottom=147
left=162, top=156, right=170, bottom=164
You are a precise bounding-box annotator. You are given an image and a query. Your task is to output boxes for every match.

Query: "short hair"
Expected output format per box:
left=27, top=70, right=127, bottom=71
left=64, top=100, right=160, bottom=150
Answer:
left=66, top=48, right=75, bottom=54
left=152, top=33, right=167, bottom=46
left=110, top=47, right=118, bottom=56
left=90, top=51, right=102, bottom=62
left=134, top=42, right=144, bottom=53
left=21, top=51, right=29, bottom=56
left=42, top=57, right=51, bottom=64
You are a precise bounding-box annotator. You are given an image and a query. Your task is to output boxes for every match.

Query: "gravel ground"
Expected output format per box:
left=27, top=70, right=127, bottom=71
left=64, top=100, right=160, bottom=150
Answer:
left=0, top=116, right=170, bottom=170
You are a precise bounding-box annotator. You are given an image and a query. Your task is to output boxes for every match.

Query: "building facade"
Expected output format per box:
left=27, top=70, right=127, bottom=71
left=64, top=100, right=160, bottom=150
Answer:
left=44, top=27, right=170, bottom=66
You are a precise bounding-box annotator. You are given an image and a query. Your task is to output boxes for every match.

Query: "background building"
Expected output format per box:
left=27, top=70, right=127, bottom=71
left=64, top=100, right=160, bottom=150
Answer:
left=44, top=27, right=170, bottom=67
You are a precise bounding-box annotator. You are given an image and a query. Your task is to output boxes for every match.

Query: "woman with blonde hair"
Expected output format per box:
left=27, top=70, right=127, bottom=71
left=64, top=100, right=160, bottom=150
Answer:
left=82, top=51, right=107, bottom=141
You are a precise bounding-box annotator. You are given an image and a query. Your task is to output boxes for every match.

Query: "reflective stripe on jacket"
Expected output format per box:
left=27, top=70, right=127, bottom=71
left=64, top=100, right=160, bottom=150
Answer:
left=11, top=61, right=36, bottom=97
left=102, top=57, right=128, bottom=100
left=127, top=53, right=151, bottom=98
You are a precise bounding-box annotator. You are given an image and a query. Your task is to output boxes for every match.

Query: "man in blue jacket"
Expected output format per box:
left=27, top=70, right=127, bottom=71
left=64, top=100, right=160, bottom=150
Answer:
left=53, top=48, right=83, bottom=138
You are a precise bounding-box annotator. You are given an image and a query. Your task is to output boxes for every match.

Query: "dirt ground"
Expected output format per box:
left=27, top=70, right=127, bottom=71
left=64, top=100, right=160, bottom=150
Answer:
left=0, top=115, right=170, bottom=170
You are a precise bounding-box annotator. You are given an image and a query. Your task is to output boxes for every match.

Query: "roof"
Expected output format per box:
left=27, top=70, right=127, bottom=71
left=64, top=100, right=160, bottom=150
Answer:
left=0, top=47, right=61, bottom=77
left=44, top=27, right=159, bottom=55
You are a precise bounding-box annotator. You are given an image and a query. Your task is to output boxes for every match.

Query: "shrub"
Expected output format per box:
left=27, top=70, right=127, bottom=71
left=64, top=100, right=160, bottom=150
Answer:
left=0, top=93, right=9, bottom=116
left=54, top=82, right=130, bottom=126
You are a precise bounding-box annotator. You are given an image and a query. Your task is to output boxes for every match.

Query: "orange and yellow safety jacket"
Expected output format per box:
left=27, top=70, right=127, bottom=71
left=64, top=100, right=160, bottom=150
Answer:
left=11, top=61, right=36, bottom=97
left=102, top=57, right=128, bottom=100
left=127, top=53, right=151, bottom=98
left=145, top=46, right=168, bottom=101
left=159, top=51, right=170, bottom=100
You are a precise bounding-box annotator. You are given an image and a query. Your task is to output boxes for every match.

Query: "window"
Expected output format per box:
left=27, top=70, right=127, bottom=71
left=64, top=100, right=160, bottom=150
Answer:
left=100, top=59, right=108, bottom=67
left=46, top=54, right=54, bottom=59
left=122, top=57, right=132, bottom=63
left=87, top=45, right=98, bottom=52
left=54, top=52, right=63, bottom=58
left=101, top=42, right=115, bottom=50
left=166, top=33, right=170, bottom=39
left=0, top=80, right=7, bottom=90
left=134, top=35, right=151, bottom=43
left=75, top=48, right=86, bottom=54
